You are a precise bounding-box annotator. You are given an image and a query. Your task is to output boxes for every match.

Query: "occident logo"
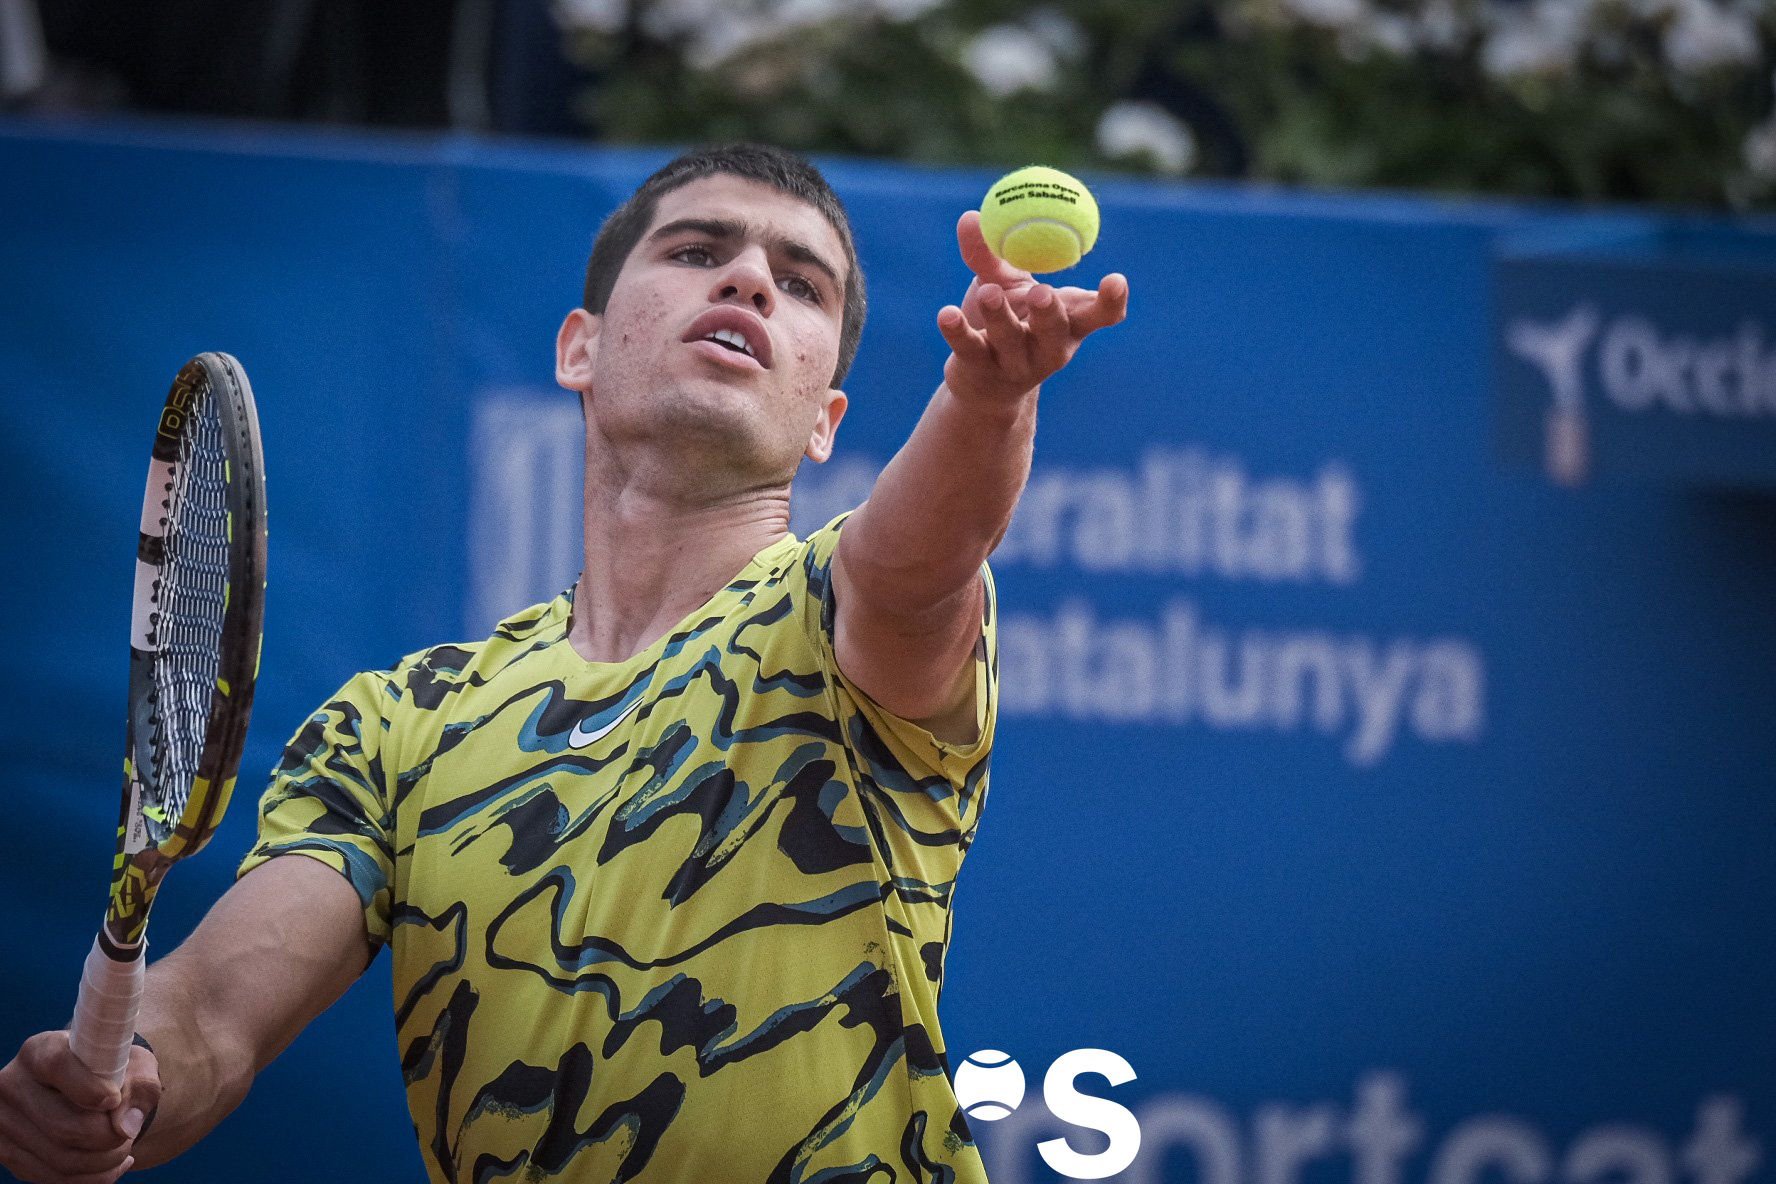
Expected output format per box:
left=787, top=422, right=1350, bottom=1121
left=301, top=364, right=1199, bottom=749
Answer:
left=1599, top=316, right=1776, bottom=417
left=952, top=1048, right=1140, bottom=1180
left=1506, top=304, right=1776, bottom=483
left=1509, top=304, right=1776, bottom=420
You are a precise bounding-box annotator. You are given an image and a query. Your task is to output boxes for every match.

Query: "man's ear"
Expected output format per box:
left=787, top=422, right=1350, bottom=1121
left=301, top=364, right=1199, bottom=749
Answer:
left=556, top=308, right=601, bottom=394
left=805, top=387, right=848, bottom=463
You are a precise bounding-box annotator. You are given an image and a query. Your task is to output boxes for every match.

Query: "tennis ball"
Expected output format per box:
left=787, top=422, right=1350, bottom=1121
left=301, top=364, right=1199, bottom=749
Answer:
left=979, top=165, right=1099, bottom=273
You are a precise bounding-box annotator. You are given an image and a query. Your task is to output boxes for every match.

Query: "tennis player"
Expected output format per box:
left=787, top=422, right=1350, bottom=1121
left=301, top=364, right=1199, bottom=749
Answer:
left=0, top=142, right=1127, bottom=1183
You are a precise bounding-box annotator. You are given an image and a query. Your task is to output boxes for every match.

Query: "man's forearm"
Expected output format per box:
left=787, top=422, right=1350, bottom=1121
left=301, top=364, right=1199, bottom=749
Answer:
left=128, top=952, right=257, bottom=1169
left=117, top=855, right=376, bottom=1168
left=843, top=381, right=1036, bottom=612
left=831, top=242, right=1123, bottom=722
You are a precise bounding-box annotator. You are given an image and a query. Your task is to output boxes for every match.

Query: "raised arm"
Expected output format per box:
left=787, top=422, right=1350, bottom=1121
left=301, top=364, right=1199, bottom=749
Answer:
left=832, top=210, right=1128, bottom=741
left=0, top=855, right=371, bottom=1180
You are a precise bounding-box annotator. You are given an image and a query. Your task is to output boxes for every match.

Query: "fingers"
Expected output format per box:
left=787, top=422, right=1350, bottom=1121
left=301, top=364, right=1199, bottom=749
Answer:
left=17, top=1035, right=118, bottom=1113
left=8, top=1094, right=130, bottom=1157
left=936, top=305, right=988, bottom=365
left=958, top=277, right=988, bottom=330
left=956, top=200, right=1129, bottom=337
left=111, top=1046, right=160, bottom=1144
left=976, top=284, right=1025, bottom=360
left=945, top=283, right=1072, bottom=367
left=0, top=1129, right=133, bottom=1182
left=956, top=211, right=1030, bottom=287
left=0, top=1034, right=141, bottom=1183
left=940, top=267, right=1128, bottom=404
left=1025, top=284, right=1073, bottom=373
left=1067, top=272, right=1130, bottom=337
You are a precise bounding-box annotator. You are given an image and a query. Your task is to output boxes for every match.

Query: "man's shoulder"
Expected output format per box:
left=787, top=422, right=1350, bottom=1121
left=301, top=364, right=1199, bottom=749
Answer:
left=362, top=592, right=572, bottom=716
left=798, top=509, right=853, bottom=552
left=790, top=509, right=853, bottom=593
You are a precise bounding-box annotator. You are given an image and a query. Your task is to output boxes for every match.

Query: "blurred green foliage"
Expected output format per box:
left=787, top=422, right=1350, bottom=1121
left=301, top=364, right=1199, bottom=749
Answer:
left=561, top=0, right=1776, bottom=209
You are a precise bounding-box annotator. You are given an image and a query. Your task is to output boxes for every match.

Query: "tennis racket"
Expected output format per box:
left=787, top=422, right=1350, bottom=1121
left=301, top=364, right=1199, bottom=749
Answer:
left=68, top=352, right=268, bottom=1087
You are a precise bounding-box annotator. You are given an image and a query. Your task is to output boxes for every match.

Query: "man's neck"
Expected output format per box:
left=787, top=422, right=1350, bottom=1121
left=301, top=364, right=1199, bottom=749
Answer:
left=568, top=459, right=792, bottom=666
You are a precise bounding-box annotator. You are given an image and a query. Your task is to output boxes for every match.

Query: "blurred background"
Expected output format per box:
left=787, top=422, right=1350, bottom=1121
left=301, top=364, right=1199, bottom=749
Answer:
left=5, top=0, right=1774, bottom=208
left=2, top=3, right=1774, bottom=1183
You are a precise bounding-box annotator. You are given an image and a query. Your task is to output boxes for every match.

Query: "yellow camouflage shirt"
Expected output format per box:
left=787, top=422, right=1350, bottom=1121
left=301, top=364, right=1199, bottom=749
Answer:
left=238, top=514, right=998, bottom=1183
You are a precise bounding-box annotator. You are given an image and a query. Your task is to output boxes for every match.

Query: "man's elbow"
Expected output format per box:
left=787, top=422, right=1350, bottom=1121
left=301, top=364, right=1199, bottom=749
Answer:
left=833, top=573, right=983, bottom=717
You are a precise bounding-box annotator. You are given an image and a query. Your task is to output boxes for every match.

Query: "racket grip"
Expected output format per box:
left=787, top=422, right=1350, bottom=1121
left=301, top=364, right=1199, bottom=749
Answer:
left=68, top=934, right=147, bottom=1088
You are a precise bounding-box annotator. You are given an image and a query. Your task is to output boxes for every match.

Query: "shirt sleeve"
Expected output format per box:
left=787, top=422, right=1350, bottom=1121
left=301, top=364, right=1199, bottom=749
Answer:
left=799, top=512, right=999, bottom=837
left=235, top=668, right=399, bottom=952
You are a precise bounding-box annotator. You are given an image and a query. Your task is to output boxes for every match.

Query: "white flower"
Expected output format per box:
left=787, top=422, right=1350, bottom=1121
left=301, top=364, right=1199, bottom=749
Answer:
left=1482, top=29, right=1577, bottom=77
left=1662, top=0, right=1761, bottom=74
left=870, top=0, right=946, bottom=20
left=559, top=0, right=949, bottom=67
left=1026, top=8, right=1087, bottom=60
left=1745, top=120, right=1776, bottom=181
left=553, top=0, right=628, bottom=35
left=1096, top=101, right=1197, bottom=175
left=963, top=23, right=1062, bottom=97
left=685, top=20, right=781, bottom=70
left=637, top=0, right=762, bottom=64
left=774, top=0, right=850, bottom=24
left=1480, top=0, right=1591, bottom=79
left=1536, top=0, right=1596, bottom=45
left=1416, top=0, right=1472, bottom=52
left=1281, top=0, right=1370, bottom=31
left=1366, top=11, right=1420, bottom=54
left=1338, top=8, right=1419, bottom=58
left=621, top=0, right=819, bottom=68
left=636, top=0, right=721, bottom=39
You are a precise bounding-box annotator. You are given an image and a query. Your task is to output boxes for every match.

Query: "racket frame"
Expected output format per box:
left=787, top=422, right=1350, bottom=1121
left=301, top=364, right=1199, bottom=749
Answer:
left=69, top=353, right=266, bottom=1085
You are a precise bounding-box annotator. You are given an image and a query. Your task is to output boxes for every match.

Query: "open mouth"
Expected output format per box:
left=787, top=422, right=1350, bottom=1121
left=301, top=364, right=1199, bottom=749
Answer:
left=683, top=309, right=773, bottom=369
left=702, top=327, right=756, bottom=360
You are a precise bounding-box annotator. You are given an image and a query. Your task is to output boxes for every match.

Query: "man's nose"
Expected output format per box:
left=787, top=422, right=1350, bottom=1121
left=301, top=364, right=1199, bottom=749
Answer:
left=714, top=250, right=774, bottom=315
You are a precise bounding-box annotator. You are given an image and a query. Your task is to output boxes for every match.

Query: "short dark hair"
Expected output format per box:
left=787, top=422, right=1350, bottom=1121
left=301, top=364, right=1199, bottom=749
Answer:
left=582, top=143, right=867, bottom=386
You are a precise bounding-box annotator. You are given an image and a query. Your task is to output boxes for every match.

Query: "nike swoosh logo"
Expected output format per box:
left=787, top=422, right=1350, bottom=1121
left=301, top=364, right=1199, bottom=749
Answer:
left=569, top=695, right=645, bottom=748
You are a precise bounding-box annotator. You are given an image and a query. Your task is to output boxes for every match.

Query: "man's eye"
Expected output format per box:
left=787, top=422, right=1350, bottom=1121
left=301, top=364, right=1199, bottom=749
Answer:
left=674, top=245, right=715, bottom=265
left=781, top=275, right=821, bottom=303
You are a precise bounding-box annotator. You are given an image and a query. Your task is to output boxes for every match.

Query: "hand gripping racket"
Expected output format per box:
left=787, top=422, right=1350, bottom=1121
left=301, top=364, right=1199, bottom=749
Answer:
left=68, top=353, right=268, bottom=1087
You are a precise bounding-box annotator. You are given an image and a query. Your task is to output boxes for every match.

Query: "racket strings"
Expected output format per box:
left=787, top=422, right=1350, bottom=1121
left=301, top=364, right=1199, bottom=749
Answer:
left=149, top=390, right=232, bottom=825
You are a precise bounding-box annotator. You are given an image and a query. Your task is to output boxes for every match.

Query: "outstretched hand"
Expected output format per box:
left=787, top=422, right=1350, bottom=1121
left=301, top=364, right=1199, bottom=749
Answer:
left=937, top=210, right=1129, bottom=407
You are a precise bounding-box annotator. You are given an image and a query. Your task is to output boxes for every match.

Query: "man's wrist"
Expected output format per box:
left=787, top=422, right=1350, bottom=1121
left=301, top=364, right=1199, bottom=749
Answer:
left=936, top=378, right=1038, bottom=427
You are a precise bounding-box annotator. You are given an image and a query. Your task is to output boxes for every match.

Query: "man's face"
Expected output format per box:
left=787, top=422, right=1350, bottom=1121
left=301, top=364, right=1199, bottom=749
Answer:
left=570, top=174, right=850, bottom=481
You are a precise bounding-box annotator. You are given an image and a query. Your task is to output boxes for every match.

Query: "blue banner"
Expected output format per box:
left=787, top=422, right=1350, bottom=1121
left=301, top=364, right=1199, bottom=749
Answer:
left=1, top=118, right=1772, bottom=1184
